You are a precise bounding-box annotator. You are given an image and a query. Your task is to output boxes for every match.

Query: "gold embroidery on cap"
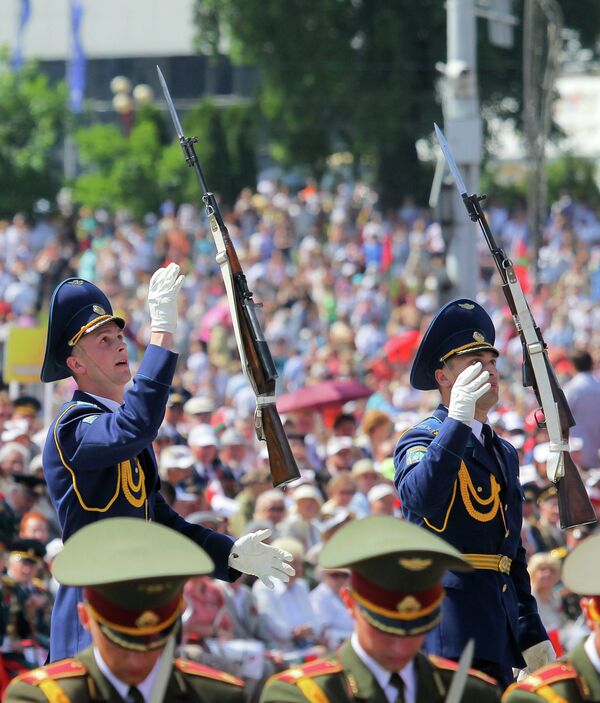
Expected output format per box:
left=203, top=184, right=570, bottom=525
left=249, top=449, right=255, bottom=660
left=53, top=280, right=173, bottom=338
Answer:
left=68, top=279, right=84, bottom=286
left=93, top=305, right=106, bottom=315
left=135, top=611, right=160, bottom=628
left=473, top=331, right=484, bottom=342
left=399, top=558, right=432, bottom=571
left=458, top=302, right=474, bottom=310
left=396, top=596, right=421, bottom=613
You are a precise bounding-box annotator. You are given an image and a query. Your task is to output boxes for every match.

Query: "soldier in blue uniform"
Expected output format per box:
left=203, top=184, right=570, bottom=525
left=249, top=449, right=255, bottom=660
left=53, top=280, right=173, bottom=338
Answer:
left=40, top=265, right=294, bottom=661
left=394, top=298, right=554, bottom=690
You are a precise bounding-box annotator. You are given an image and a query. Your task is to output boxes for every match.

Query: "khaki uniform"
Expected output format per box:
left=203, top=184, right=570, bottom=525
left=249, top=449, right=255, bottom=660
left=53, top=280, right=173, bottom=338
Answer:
left=260, top=641, right=502, bottom=702
left=502, top=641, right=600, bottom=703
left=5, top=646, right=247, bottom=702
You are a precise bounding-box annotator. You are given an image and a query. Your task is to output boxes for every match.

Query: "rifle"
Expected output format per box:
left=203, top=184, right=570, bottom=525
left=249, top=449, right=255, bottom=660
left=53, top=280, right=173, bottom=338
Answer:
left=157, top=66, right=301, bottom=488
left=435, top=123, right=596, bottom=530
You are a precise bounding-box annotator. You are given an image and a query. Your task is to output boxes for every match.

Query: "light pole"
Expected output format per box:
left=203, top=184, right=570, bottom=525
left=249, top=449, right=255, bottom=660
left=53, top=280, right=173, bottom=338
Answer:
left=110, top=76, right=154, bottom=136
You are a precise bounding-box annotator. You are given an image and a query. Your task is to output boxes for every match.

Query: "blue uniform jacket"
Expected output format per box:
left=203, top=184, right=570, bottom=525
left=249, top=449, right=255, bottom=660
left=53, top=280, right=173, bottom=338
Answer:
left=394, top=405, right=547, bottom=669
left=43, top=345, right=238, bottom=661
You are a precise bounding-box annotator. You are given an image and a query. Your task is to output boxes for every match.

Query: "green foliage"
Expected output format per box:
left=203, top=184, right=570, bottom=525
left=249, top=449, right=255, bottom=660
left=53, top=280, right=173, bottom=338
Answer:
left=193, top=0, right=600, bottom=208
left=546, top=154, right=600, bottom=206
left=0, top=51, right=67, bottom=217
left=157, top=99, right=257, bottom=208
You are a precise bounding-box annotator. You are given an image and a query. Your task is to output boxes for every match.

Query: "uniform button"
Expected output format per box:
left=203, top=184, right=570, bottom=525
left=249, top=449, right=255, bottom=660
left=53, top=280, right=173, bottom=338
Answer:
left=477, top=486, right=482, bottom=493
left=502, top=584, right=507, bottom=593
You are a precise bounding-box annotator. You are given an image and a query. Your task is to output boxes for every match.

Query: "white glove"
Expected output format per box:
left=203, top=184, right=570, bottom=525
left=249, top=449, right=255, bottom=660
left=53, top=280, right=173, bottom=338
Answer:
left=229, top=529, right=295, bottom=589
left=517, top=640, right=556, bottom=681
left=147, top=263, right=185, bottom=333
left=447, top=361, right=491, bottom=426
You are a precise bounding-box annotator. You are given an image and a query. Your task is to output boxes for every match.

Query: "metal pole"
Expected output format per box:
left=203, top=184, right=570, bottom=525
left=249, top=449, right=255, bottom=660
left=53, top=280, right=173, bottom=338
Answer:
left=440, top=0, right=482, bottom=300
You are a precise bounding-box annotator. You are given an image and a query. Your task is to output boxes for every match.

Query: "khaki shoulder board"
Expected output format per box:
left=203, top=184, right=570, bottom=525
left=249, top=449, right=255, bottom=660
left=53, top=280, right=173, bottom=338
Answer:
left=15, top=659, right=87, bottom=686
left=174, top=658, right=244, bottom=687
left=273, top=658, right=343, bottom=685
left=1, top=575, right=15, bottom=587
left=428, top=653, right=498, bottom=686
left=32, top=577, right=48, bottom=591
left=502, top=662, right=578, bottom=699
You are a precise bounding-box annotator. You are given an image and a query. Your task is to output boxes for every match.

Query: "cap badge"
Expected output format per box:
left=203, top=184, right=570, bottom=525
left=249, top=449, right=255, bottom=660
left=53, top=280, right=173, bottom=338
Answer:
left=396, top=595, right=421, bottom=613
left=135, top=610, right=160, bottom=628
left=473, top=331, right=485, bottom=343
left=92, top=305, right=106, bottom=315
left=458, top=302, right=474, bottom=310
left=68, top=280, right=84, bottom=286
left=399, top=557, right=432, bottom=571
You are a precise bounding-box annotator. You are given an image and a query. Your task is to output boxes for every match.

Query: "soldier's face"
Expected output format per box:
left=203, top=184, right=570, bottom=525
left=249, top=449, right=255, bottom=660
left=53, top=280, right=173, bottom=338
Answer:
left=69, top=322, right=131, bottom=391
left=79, top=603, right=162, bottom=685
left=444, top=350, right=499, bottom=410
left=342, top=589, right=425, bottom=671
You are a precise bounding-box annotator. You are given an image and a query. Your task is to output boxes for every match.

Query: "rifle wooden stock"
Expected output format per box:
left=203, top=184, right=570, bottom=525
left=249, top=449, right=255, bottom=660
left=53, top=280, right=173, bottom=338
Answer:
left=260, top=404, right=303, bottom=487
left=557, top=453, right=597, bottom=529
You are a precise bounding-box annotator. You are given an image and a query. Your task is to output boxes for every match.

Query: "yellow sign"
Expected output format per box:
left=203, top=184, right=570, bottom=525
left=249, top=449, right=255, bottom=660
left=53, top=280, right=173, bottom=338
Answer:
left=3, top=327, right=46, bottom=383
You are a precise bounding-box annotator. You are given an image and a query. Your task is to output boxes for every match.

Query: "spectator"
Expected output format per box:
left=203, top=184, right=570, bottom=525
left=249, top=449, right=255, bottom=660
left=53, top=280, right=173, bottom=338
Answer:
left=349, top=458, right=381, bottom=517
left=530, top=485, right=566, bottom=553
left=321, top=473, right=357, bottom=516
left=564, top=349, right=600, bottom=469
left=252, top=538, right=322, bottom=656
left=527, top=552, right=568, bottom=635
left=229, top=468, right=272, bottom=538
left=309, top=568, right=353, bottom=650
left=367, top=482, right=398, bottom=516
left=245, top=489, right=288, bottom=540
left=279, top=484, right=323, bottom=551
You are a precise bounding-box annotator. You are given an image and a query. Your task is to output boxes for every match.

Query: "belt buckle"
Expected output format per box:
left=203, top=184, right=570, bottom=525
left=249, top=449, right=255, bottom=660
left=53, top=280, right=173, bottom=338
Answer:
left=498, top=555, right=511, bottom=574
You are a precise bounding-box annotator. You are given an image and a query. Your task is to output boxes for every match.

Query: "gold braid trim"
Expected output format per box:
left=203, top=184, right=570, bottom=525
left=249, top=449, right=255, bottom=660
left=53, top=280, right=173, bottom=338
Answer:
left=38, top=679, right=72, bottom=703
left=425, top=461, right=507, bottom=532
left=120, top=457, right=147, bottom=509
left=296, top=678, right=332, bottom=703
left=53, top=405, right=121, bottom=513
left=534, top=685, right=569, bottom=703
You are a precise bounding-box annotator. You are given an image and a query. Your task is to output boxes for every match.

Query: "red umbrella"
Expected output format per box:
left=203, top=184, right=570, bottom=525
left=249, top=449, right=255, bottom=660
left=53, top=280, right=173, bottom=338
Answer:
left=277, top=379, right=373, bottom=414
left=384, top=329, right=421, bottom=364
left=198, top=299, right=232, bottom=342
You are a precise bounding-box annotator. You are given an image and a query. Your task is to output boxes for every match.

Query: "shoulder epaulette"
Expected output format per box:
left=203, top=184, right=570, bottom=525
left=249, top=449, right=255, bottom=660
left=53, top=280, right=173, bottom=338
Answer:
left=174, top=658, right=244, bottom=687
left=272, top=657, right=343, bottom=684
left=15, top=659, right=87, bottom=686
left=414, top=416, right=442, bottom=434
left=32, top=577, right=48, bottom=592
left=1, top=575, right=15, bottom=587
left=503, top=662, right=578, bottom=698
left=428, top=654, right=498, bottom=686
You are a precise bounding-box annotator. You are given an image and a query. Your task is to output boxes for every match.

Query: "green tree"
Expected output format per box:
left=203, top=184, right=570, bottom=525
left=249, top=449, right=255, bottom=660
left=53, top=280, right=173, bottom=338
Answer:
left=193, top=0, right=600, bottom=207
left=157, top=99, right=257, bottom=208
left=0, top=51, right=67, bottom=217
left=72, top=106, right=165, bottom=218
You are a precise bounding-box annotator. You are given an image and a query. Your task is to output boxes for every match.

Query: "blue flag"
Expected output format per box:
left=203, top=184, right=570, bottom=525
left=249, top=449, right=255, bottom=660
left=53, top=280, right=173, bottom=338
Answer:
left=67, top=0, right=86, bottom=113
left=11, top=0, right=31, bottom=71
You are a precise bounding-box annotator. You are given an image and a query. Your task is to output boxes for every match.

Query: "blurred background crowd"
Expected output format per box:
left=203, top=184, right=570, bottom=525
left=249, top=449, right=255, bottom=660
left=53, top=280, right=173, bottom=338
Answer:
left=0, top=178, right=599, bottom=697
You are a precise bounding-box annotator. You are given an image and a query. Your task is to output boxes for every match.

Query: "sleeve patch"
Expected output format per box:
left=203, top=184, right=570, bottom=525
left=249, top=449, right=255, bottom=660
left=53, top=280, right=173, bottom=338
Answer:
left=406, top=446, right=428, bottom=465
left=82, top=415, right=99, bottom=424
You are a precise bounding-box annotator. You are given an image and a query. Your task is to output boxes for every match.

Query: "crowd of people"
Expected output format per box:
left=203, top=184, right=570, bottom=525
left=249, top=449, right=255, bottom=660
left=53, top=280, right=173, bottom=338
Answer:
left=0, top=178, right=599, bottom=698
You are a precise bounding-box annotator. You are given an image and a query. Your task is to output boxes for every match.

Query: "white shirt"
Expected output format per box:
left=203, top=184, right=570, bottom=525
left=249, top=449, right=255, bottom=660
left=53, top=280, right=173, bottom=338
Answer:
left=584, top=632, right=600, bottom=673
left=94, top=646, right=163, bottom=703
left=86, top=393, right=121, bottom=412
left=351, top=632, right=417, bottom=703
